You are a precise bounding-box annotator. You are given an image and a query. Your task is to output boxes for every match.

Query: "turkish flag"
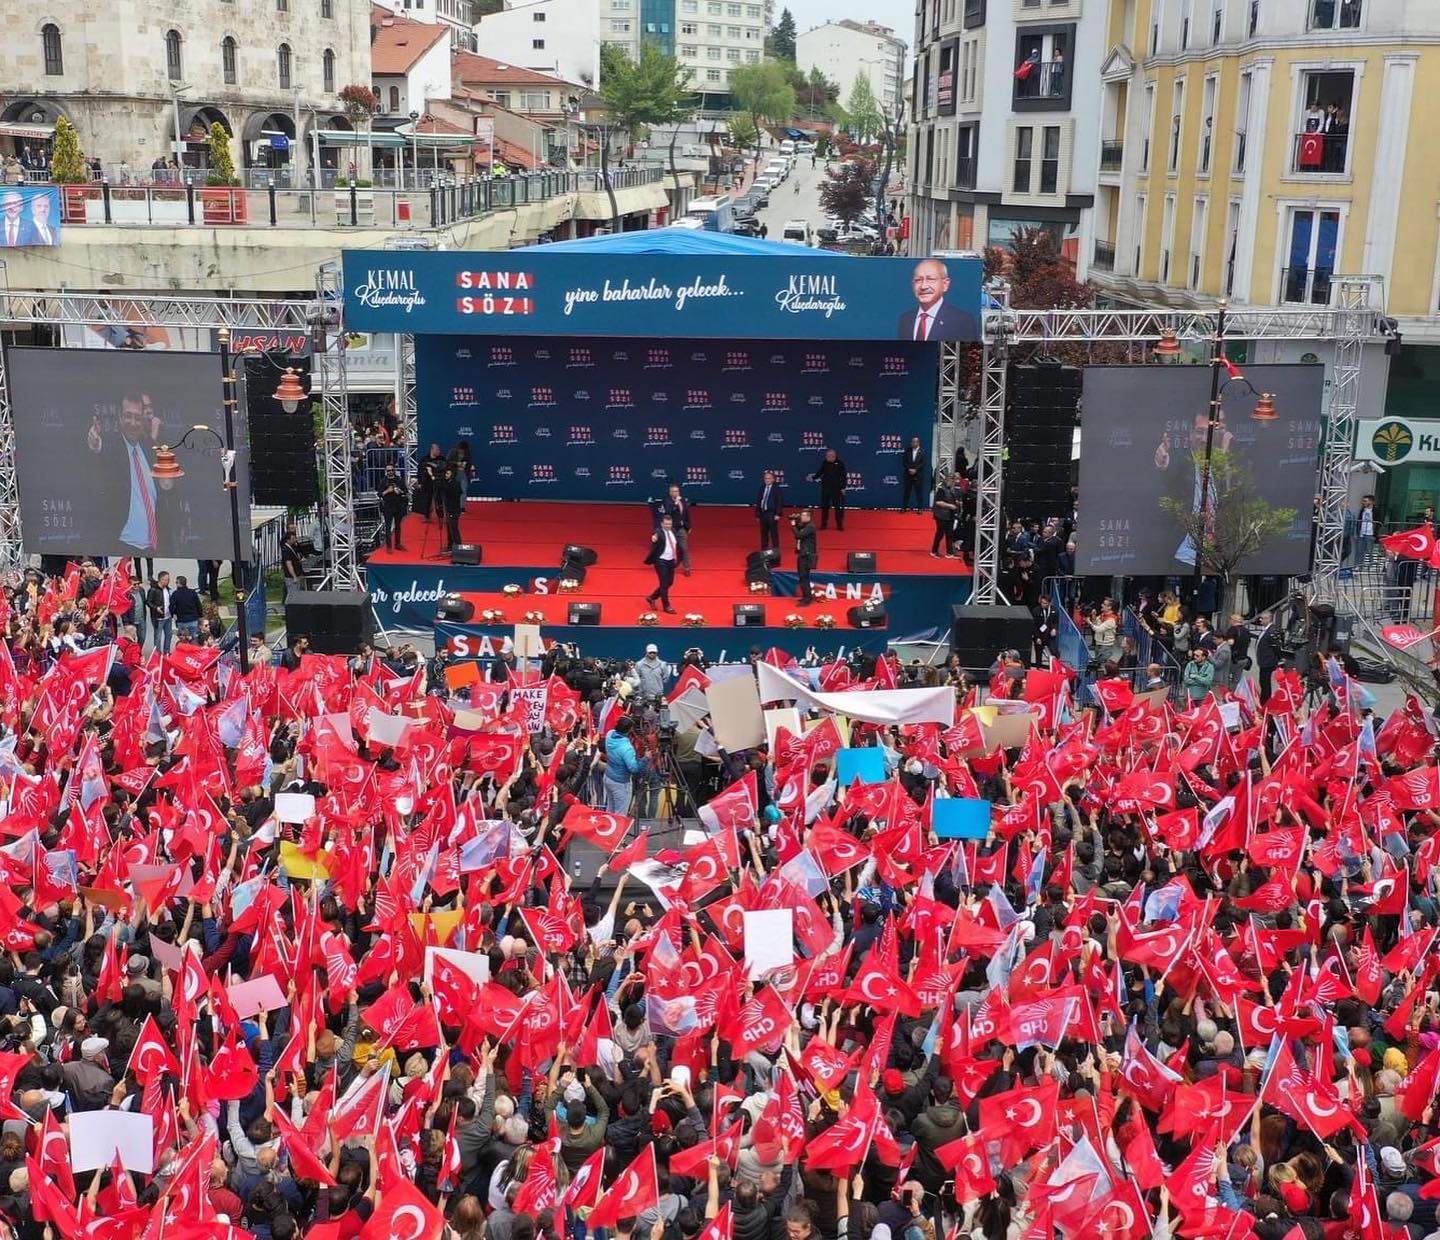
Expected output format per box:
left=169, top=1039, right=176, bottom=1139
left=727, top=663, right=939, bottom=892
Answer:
left=977, top=1077, right=1059, bottom=1156
left=561, top=803, right=633, bottom=851
left=1356, top=924, right=1385, bottom=1006
left=1381, top=524, right=1437, bottom=561
left=271, top=1103, right=338, bottom=1186
left=934, top=1132, right=994, bottom=1202
left=128, top=1013, right=181, bottom=1085
left=806, top=820, right=869, bottom=876
left=562, top=1148, right=607, bottom=1213
left=359, top=1178, right=445, bottom=1240
left=1261, top=1038, right=1357, bottom=1139
left=698, top=771, right=758, bottom=835
left=725, top=985, right=792, bottom=1058
left=1119, top=1023, right=1182, bottom=1111
left=589, top=1146, right=660, bottom=1231
left=204, top=1027, right=259, bottom=1102
left=608, top=829, right=650, bottom=872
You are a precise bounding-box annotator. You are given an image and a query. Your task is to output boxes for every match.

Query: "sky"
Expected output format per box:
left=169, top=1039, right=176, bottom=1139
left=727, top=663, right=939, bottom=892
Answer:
left=783, top=0, right=912, bottom=44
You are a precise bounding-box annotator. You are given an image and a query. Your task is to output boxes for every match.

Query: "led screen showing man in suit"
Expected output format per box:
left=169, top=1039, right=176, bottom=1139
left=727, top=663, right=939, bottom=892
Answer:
left=898, top=257, right=979, bottom=342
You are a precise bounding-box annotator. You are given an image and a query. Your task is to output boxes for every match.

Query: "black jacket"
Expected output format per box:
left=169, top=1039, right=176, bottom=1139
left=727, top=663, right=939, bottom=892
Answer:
left=755, top=483, right=784, bottom=518
left=810, top=458, right=847, bottom=499
left=379, top=474, right=408, bottom=514
left=795, top=522, right=817, bottom=562
left=661, top=496, right=693, bottom=531
left=145, top=584, right=170, bottom=623
left=169, top=586, right=202, bottom=624
left=1255, top=625, right=1282, bottom=669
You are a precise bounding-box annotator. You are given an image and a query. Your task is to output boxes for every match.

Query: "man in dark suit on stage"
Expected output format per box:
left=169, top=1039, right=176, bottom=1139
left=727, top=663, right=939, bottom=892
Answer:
left=793, top=510, right=817, bottom=605
left=1254, top=611, right=1282, bottom=703
left=898, top=257, right=978, bottom=342
left=755, top=469, right=784, bottom=560
left=85, top=391, right=174, bottom=556
left=901, top=437, right=927, bottom=510
left=657, top=482, right=693, bottom=575
left=644, top=512, right=680, bottom=614
left=810, top=448, right=847, bottom=531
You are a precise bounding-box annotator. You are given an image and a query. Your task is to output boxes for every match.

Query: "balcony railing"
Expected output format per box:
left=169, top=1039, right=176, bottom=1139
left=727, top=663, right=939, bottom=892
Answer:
left=1093, top=240, right=1116, bottom=271
left=1291, top=130, right=1348, bottom=174
left=1014, top=62, right=1067, bottom=101
left=1309, top=0, right=1361, bottom=29
left=1099, top=140, right=1123, bottom=171
left=28, top=167, right=664, bottom=231
left=1282, top=264, right=1334, bottom=305
left=954, top=156, right=976, bottom=189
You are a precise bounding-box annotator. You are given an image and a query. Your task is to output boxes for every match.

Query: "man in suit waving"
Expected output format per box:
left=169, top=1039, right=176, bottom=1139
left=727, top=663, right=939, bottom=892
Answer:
left=755, top=469, right=784, bottom=560
left=898, top=257, right=978, bottom=342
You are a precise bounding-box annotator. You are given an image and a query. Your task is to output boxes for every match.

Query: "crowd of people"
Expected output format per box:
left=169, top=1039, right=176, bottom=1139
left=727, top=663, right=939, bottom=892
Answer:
left=0, top=547, right=1435, bottom=1240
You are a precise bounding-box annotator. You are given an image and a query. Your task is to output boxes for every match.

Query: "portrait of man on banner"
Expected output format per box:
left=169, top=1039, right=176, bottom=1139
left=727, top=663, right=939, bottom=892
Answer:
left=0, top=185, right=62, bottom=248
left=898, top=256, right=978, bottom=342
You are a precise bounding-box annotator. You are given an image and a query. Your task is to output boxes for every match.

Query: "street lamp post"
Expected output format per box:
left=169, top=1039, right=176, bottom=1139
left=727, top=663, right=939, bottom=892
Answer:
left=408, top=110, right=420, bottom=188
left=176, top=327, right=250, bottom=673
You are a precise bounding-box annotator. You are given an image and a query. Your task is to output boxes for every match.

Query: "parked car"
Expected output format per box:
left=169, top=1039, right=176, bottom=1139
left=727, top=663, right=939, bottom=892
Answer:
left=751, top=186, right=770, bottom=207
left=733, top=217, right=763, bottom=237
left=781, top=219, right=813, bottom=245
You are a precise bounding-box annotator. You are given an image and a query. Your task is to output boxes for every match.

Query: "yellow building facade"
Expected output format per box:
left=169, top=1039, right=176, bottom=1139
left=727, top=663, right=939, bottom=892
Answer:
left=1091, top=0, right=1440, bottom=342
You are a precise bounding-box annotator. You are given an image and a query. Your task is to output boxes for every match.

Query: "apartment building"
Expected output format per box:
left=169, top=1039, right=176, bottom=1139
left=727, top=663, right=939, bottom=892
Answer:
left=374, top=0, right=478, bottom=51
left=796, top=19, right=907, bottom=114
left=906, top=0, right=1107, bottom=267
left=1093, top=0, right=1440, bottom=347
left=599, top=0, right=767, bottom=96
left=473, top=0, right=601, bottom=87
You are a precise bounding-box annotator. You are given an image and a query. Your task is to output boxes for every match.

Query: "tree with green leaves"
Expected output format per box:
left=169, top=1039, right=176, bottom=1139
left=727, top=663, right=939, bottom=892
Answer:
left=728, top=114, right=760, bottom=150
left=599, top=41, right=693, bottom=229
left=728, top=61, right=795, bottom=172
left=845, top=73, right=882, bottom=144
left=818, top=156, right=874, bottom=229
left=1159, top=448, right=1297, bottom=617
left=206, top=122, right=238, bottom=186
left=50, top=117, right=86, bottom=185
left=766, top=8, right=797, bottom=62
left=339, top=84, right=379, bottom=184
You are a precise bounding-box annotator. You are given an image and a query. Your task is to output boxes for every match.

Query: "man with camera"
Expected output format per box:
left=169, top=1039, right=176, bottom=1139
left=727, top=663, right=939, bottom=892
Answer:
left=793, top=509, right=817, bottom=605
left=601, top=714, right=648, bottom=814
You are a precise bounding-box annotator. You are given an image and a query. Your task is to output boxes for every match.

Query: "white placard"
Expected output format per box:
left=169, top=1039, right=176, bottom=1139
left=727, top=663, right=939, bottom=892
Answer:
left=513, top=684, right=549, bottom=734
left=423, top=945, right=491, bottom=987
left=69, top=1110, right=155, bottom=1174
left=513, top=624, right=545, bottom=660
left=227, top=974, right=288, bottom=1019
left=368, top=713, right=412, bottom=748
left=274, top=792, right=316, bottom=824
left=148, top=935, right=182, bottom=975
left=1219, top=701, right=1242, bottom=729
left=764, top=707, right=802, bottom=751
left=743, top=908, right=794, bottom=981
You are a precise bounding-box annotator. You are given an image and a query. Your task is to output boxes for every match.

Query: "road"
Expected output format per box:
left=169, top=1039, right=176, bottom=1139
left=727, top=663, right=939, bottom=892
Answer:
left=749, top=156, right=834, bottom=243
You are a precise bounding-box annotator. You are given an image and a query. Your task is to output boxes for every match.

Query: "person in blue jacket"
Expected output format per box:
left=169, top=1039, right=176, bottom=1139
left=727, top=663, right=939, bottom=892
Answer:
left=602, top=715, right=648, bottom=815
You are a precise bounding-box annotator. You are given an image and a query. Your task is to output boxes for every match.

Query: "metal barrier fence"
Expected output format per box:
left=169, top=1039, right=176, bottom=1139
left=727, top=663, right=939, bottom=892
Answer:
left=40, top=166, right=664, bottom=230
left=358, top=446, right=406, bottom=496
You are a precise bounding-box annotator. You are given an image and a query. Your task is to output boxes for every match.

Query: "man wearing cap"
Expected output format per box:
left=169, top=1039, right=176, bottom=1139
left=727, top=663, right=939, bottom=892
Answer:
left=546, top=1066, right=609, bottom=1174
left=125, top=954, right=161, bottom=1001
left=634, top=644, right=673, bottom=699
left=59, top=1036, right=115, bottom=1111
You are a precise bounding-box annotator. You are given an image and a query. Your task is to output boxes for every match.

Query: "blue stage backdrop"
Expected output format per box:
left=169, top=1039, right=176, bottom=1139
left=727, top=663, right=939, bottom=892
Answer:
left=417, top=336, right=936, bottom=506
left=341, top=250, right=983, bottom=341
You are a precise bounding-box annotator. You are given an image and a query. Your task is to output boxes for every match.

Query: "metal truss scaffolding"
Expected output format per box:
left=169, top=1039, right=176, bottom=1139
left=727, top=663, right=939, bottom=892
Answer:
left=0, top=290, right=346, bottom=580
left=970, top=302, right=1388, bottom=603
left=313, top=264, right=360, bottom=590
left=1312, top=279, right=1371, bottom=592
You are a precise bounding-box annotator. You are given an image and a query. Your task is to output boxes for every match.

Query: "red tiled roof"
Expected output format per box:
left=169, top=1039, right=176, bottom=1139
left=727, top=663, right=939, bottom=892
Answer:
left=453, top=50, right=580, bottom=90
left=371, top=17, right=450, bottom=76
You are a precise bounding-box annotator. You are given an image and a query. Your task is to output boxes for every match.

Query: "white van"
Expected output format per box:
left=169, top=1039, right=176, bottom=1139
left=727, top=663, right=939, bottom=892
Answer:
left=795, top=141, right=815, bottom=155
left=781, top=220, right=812, bottom=245
left=764, top=157, right=789, bottom=182
left=779, top=139, right=796, bottom=156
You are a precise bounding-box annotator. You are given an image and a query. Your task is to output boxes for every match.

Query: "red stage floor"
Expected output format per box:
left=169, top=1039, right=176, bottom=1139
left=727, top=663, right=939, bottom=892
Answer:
left=370, top=502, right=970, bottom=630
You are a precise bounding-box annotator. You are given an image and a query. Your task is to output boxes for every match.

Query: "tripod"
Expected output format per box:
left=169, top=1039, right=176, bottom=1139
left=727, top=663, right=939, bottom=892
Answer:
left=651, top=737, right=698, bottom=826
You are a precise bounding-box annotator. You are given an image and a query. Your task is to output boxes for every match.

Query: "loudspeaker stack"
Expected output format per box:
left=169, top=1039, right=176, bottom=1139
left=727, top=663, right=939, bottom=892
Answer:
left=1006, top=363, right=1079, bottom=522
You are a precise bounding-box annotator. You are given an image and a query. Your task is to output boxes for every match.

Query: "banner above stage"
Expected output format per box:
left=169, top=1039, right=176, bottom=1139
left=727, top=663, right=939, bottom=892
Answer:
left=340, top=250, right=983, bottom=342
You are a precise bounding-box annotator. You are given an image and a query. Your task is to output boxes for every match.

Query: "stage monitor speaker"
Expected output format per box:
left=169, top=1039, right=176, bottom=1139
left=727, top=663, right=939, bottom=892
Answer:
left=435, top=594, right=475, bottom=623
left=733, top=603, right=766, bottom=627
left=285, top=589, right=372, bottom=655
left=563, top=544, right=598, bottom=567
left=747, top=549, right=780, bottom=570
left=847, top=551, right=877, bottom=573
left=449, top=544, right=482, bottom=566
left=950, top=604, right=1033, bottom=670
left=745, top=567, right=773, bottom=588
left=568, top=602, right=601, bottom=625
left=847, top=601, right=887, bottom=629
left=558, top=561, right=588, bottom=585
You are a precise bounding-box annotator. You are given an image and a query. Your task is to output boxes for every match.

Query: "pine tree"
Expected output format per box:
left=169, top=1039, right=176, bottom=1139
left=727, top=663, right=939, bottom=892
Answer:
left=49, top=117, right=86, bottom=184
left=768, top=8, right=796, bottom=62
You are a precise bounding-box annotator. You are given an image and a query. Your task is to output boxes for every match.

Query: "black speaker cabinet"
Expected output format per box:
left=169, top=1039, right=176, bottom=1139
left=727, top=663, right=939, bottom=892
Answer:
left=558, top=561, right=588, bottom=585
left=733, top=603, right=766, bottom=627
left=847, top=551, right=877, bottom=573
left=568, top=602, right=601, bottom=625
left=435, top=594, right=475, bottom=623
left=747, top=549, right=780, bottom=570
left=450, top=544, right=482, bottom=566
left=847, top=601, right=887, bottom=629
left=950, top=604, right=1034, bottom=669
left=285, top=590, right=373, bottom=655
left=563, top=544, right=599, bottom=567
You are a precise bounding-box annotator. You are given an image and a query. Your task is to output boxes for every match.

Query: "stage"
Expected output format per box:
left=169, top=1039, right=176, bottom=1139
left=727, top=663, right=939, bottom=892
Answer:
left=363, top=501, right=971, bottom=658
